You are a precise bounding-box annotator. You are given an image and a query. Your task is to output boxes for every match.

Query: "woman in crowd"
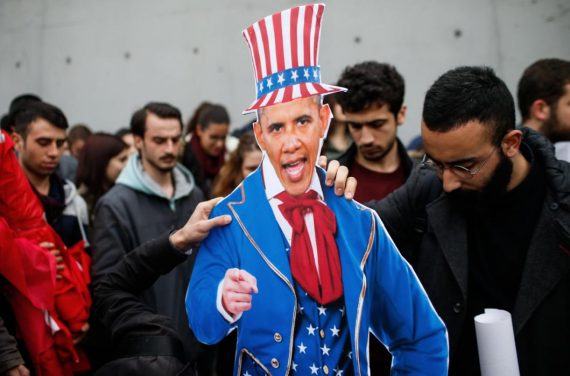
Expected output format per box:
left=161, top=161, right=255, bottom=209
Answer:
left=211, top=132, right=262, bottom=197
left=182, top=102, right=231, bottom=198
left=76, top=133, right=129, bottom=220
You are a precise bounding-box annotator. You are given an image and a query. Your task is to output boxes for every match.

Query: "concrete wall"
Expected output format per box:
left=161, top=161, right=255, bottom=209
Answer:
left=1, top=0, right=569, bottom=144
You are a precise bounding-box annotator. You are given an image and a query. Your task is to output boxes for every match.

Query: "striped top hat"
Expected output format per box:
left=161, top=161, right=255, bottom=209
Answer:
left=242, top=3, right=346, bottom=114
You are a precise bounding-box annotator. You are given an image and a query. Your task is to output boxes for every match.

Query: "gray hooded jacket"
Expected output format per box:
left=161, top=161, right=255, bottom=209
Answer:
left=91, top=155, right=204, bottom=363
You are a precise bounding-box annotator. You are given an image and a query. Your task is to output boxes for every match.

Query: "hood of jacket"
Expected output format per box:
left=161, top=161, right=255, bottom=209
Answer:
left=522, top=127, right=570, bottom=205
left=115, top=154, right=196, bottom=202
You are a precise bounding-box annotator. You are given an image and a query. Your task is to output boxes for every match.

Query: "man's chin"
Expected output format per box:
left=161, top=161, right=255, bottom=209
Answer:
left=280, top=175, right=312, bottom=197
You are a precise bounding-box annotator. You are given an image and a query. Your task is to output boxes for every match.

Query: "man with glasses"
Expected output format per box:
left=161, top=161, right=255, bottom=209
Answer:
left=356, top=66, right=570, bottom=375
left=335, top=61, right=414, bottom=203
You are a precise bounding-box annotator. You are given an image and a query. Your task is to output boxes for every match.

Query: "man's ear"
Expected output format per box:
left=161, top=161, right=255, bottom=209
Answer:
left=529, top=99, right=550, bottom=122
left=501, top=129, right=523, bottom=158
left=11, top=132, right=24, bottom=153
left=134, top=134, right=144, bottom=151
left=397, top=104, right=407, bottom=126
left=252, top=122, right=265, bottom=151
left=319, top=103, right=332, bottom=138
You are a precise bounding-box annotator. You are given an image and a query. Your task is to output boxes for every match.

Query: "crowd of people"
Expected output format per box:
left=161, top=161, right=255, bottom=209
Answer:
left=1, top=3, right=569, bottom=375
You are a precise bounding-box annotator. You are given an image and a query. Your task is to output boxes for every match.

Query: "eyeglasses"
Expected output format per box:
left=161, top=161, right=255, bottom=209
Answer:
left=421, top=148, right=497, bottom=179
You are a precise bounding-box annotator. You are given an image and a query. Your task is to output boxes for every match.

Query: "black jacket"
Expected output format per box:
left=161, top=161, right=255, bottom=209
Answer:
left=92, top=158, right=204, bottom=364
left=94, top=233, right=194, bottom=376
left=371, top=129, right=570, bottom=375
left=0, top=314, right=24, bottom=374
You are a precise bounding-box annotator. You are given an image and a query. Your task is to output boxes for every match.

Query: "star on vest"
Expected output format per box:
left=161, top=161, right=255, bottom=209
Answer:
left=241, top=3, right=346, bottom=113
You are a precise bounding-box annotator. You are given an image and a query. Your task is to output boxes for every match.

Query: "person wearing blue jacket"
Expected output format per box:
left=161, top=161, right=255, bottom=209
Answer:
left=186, top=4, right=448, bottom=375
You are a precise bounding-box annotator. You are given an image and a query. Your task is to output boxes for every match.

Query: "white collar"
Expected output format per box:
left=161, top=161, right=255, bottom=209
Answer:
left=261, top=153, right=324, bottom=201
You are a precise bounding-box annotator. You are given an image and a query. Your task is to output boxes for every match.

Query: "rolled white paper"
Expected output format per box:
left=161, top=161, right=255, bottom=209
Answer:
left=474, top=308, right=520, bottom=376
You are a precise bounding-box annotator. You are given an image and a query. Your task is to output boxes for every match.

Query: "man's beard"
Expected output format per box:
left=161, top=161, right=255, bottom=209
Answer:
left=359, top=138, right=396, bottom=162
left=445, top=151, right=513, bottom=209
left=543, top=105, right=570, bottom=142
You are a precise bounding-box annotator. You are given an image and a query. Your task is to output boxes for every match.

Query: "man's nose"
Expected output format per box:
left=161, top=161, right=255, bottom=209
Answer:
left=441, top=168, right=461, bottom=192
left=47, top=142, right=60, bottom=157
left=283, top=131, right=301, bottom=152
left=359, top=126, right=375, bottom=144
left=165, top=139, right=175, bottom=152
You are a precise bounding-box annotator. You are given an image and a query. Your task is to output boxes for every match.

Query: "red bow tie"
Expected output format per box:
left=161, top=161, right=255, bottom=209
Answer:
left=277, top=190, right=343, bottom=305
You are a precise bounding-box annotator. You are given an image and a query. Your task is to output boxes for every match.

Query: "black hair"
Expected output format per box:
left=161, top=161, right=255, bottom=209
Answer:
left=336, top=61, right=405, bottom=117
left=13, top=101, right=69, bottom=139
left=517, top=58, right=570, bottom=121
left=68, top=123, right=92, bottom=143
left=9, top=93, right=42, bottom=114
left=197, top=104, right=230, bottom=130
left=115, top=127, right=132, bottom=138
left=130, top=102, right=183, bottom=138
left=2, top=93, right=43, bottom=133
left=422, top=66, right=515, bottom=146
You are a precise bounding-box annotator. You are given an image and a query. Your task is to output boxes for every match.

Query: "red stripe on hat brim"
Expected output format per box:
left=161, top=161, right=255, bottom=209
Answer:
left=243, top=83, right=346, bottom=114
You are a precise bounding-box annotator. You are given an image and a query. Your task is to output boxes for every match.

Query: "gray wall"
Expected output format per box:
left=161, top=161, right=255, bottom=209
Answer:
left=1, top=0, right=569, bottom=144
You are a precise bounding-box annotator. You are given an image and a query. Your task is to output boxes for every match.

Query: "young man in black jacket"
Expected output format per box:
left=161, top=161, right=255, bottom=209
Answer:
left=94, top=197, right=231, bottom=376
left=332, top=65, right=570, bottom=374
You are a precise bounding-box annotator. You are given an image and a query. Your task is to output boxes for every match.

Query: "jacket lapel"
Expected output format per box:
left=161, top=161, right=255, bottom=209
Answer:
left=512, top=199, right=570, bottom=333
left=228, top=169, right=294, bottom=285
left=426, top=197, right=469, bottom=300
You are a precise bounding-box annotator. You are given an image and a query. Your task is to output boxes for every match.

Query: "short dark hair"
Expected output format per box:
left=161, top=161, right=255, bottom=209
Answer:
left=422, top=66, right=515, bottom=146
left=517, top=58, right=570, bottom=121
left=2, top=93, right=43, bottom=133
left=9, top=93, right=42, bottom=114
left=197, top=104, right=230, bottom=130
left=336, top=61, right=405, bottom=117
left=130, top=102, right=183, bottom=138
left=115, top=127, right=131, bottom=138
left=13, top=101, right=69, bottom=139
left=68, top=123, right=92, bottom=143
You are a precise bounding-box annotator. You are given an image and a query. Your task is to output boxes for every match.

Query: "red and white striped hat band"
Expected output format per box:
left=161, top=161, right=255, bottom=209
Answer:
left=242, top=3, right=346, bottom=114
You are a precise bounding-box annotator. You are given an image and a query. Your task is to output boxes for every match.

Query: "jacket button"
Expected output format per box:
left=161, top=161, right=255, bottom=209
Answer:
left=271, top=358, right=279, bottom=368
left=453, top=302, right=462, bottom=313
left=274, top=332, right=282, bottom=342
left=323, top=365, right=329, bottom=374
left=320, top=329, right=325, bottom=339
left=550, top=203, right=559, bottom=210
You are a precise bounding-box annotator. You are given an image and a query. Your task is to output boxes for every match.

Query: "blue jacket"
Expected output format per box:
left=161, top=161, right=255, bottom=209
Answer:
left=186, top=167, right=448, bottom=375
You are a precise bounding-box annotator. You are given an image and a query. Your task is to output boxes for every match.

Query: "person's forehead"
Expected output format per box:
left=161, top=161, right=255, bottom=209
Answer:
left=203, top=122, right=230, bottom=134
left=421, top=120, right=493, bottom=160
left=259, top=97, right=319, bottom=124
left=28, top=118, right=66, bottom=138
left=343, top=102, right=393, bottom=122
left=144, top=115, right=181, bottom=136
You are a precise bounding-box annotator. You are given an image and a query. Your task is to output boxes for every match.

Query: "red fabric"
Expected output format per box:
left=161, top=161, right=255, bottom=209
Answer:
left=0, top=130, right=91, bottom=375
left=277, top=190, right=343, bottom=305
left=351, top=160, right=406, bottom=202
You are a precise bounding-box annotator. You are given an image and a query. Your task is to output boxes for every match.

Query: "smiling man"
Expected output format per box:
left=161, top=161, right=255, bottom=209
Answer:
left=186, top=4, right=448, bottom=375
